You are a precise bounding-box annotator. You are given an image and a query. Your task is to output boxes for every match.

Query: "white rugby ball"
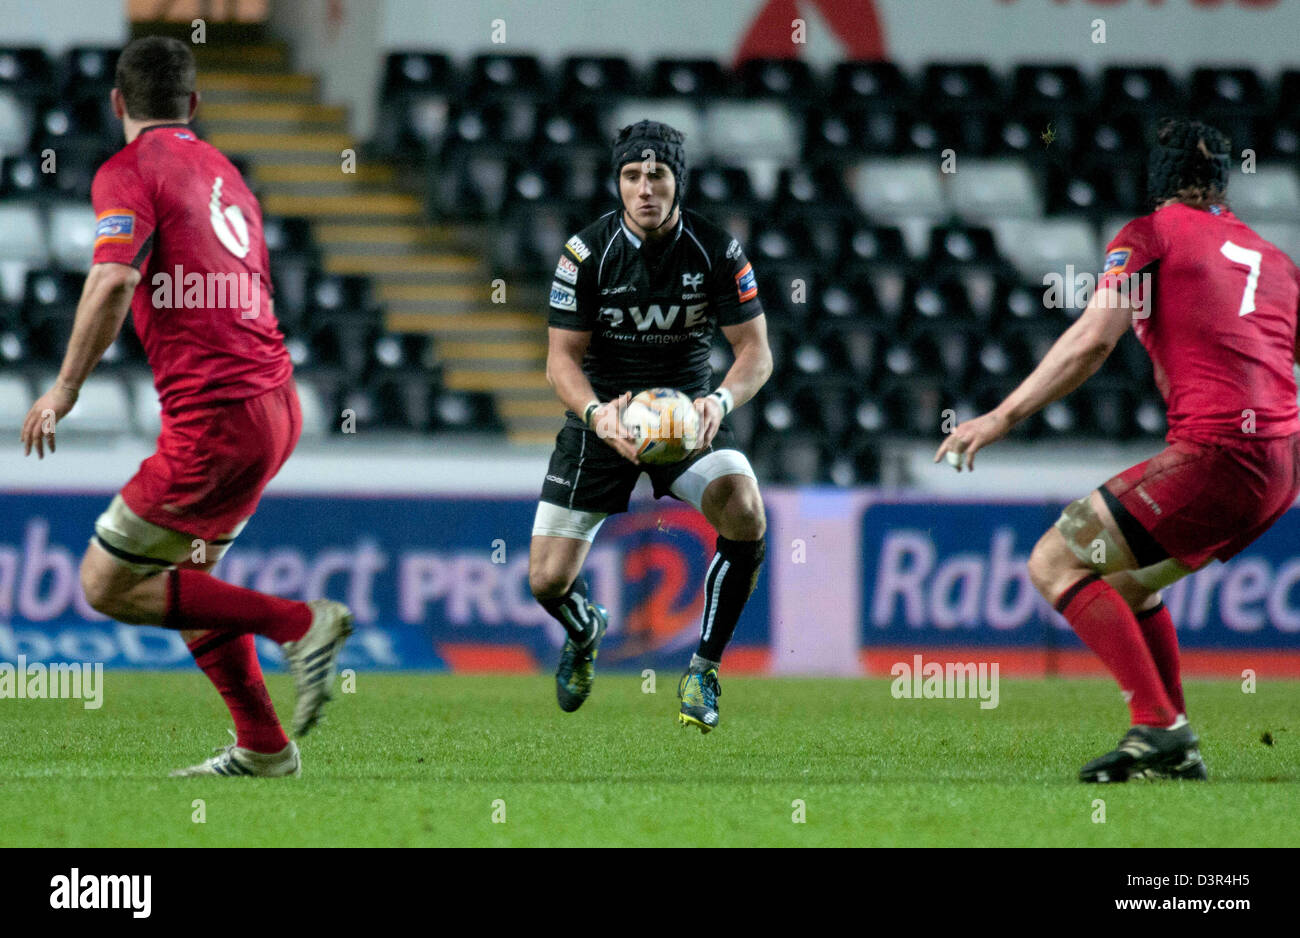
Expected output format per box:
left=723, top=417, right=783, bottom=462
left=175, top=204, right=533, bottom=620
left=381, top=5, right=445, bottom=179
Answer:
left=622, top=388, right=700, bottom=464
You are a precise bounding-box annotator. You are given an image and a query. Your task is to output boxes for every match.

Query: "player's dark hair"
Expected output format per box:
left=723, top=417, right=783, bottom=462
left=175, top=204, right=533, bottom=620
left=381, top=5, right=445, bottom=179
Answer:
left=1147, top=117, right=1231, bottom=210
left=115, top=36, right=196, bottom=122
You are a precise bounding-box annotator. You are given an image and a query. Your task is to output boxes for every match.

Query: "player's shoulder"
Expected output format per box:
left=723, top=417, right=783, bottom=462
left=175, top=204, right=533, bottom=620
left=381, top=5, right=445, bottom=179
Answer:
left=562, top=211, right=619, bottom=266
left=92, top=142, right=143, bottom=187
left=681, top=209, right=739, bottom=255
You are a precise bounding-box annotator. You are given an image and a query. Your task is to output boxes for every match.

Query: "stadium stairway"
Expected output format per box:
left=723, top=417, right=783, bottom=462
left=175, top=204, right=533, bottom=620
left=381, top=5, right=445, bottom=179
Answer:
left=177, top=30, right=561, bottom=444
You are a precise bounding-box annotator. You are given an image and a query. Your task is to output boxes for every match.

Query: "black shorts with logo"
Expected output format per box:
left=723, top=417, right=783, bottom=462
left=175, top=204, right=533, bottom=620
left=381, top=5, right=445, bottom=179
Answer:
left=539, top=422, right=738, bottom=515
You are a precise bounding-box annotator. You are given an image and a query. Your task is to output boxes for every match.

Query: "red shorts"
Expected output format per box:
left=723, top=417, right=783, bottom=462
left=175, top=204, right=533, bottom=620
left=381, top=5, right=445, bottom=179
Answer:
left=120, top=380, right=302, bottom=542
left=1100, top=434, right=1300, bottom=570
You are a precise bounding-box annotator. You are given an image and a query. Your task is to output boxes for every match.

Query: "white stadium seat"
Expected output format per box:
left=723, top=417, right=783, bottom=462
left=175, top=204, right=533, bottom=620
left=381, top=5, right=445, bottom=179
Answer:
left=0, top=204, right=48, bottom=304
left=48, top=203, right=96, bottom=271
left=0, top=90, right=32, bottom=157
left=1229, top=166, right=1300, bottom=223
left=848, top=157, right=946, bottom=219
left=128, top=373, right=161, bottom=439
left=992, top=218, right=1098, bottom=283
left=702, top=102, right=800, bottom=168
left=949, top=158, right=1041, bottom=221
left=295, top=377, right=331, bottom=439
left=1253, top=222, right=1300, bottom=263
left=604, top=100, right=704, bottom=158
left=0, top=371, right=32, bottom=434
left=59, top=374, right=132, bottom=434
left=0, top=202, right=49, bottom=261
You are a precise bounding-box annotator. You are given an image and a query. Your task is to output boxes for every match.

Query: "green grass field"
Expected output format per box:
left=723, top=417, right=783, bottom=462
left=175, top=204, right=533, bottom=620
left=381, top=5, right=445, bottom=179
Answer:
left=1, top=672, right=1295, bottom=847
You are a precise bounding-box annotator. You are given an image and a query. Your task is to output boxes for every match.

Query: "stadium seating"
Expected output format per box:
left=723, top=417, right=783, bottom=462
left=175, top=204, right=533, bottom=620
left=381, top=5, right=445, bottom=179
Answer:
left=8, top=46, right=1300, bottom=479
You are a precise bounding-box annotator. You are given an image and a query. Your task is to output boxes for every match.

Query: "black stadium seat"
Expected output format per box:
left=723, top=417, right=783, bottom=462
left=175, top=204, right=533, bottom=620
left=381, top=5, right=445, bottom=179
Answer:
left=557, top=55, right=637, bottom=103
left=647, top=58, right=727, bottom=99
left=736, top=58, right=817, bottom=100
left=1098, top=65, right=1185, bottom=115
left=466, top=53, right=547, bottom=101
left=828, top=61, right=911, bottom=111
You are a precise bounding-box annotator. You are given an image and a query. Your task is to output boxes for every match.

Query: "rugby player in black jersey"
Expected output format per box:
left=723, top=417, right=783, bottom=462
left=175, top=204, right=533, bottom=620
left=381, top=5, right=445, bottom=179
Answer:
left=528, top=121, right=773, bottom=732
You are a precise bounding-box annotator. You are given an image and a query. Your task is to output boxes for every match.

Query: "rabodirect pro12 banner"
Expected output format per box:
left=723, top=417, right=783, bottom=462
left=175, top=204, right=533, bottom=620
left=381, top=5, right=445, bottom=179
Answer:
left=0, top=492, right=770, bottom=672
left=861, top=499, right=1300, bottom=651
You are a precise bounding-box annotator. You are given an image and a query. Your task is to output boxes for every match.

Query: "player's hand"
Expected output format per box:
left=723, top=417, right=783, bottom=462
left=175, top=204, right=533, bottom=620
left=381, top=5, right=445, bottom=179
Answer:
left=592, top=391, right=640, bottom=464
left=693, top=395, right=723, bottom=450
left=21, top=384, right=79, bottom=459
left=933, top=410, right=1011, bottom=472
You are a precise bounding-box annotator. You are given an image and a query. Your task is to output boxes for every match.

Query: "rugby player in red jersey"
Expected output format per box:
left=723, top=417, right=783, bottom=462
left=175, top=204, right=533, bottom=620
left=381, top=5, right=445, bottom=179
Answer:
left=18, top=37, right=352, bottom=778
left=935, top=118, right=1300, bottom=782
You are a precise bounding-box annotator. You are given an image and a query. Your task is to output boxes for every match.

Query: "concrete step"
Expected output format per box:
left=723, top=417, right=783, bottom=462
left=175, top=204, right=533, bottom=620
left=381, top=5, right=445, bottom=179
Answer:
left=264, top=192, right=423, bottom=218
left=201, top=101, right=347, bottom=126
left=499, top=398, right=567, bottom=419
left=508, top=428, right=562, bottom=446
left=194, top=43, right=291, bottom=70
left=208, top=129, right=354, bottom=154
left=314, top=222, right=460, bottom=252
left=386, top=310, right=545, bottom=333
left=439, top=340, right=547, bottom=359
left=199, top=72, right=317, bottom=96
left=324, top=252, right=480, bottom=276
left=254, top=164, right=396, bottom=186
left=445, top=369, right=553, bottom=392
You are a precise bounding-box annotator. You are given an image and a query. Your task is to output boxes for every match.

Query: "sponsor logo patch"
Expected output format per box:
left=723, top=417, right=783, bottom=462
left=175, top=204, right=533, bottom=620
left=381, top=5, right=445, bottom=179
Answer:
left=725, top=239, right=742, bottom=260
left=94, top=210, right=135, bottom=247
left=549, top=281, right=577, bottom=311
left=1103, top=247, right=1132, bottom=277
left=554, top=256, right=579, bottom=285
left=734, top=261, right=757, bottom=303
left=565, top=235, right=590, bottom=262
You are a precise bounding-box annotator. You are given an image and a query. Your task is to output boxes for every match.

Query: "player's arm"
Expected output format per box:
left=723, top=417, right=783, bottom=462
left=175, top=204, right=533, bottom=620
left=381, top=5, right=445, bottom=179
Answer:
left=935, top=284, right=1134, bottom=471
left=696, top=314, right=773, bottom=448
left=21, top=261, right=140, bottom=458
left=545, top=326, right=639, bottom=463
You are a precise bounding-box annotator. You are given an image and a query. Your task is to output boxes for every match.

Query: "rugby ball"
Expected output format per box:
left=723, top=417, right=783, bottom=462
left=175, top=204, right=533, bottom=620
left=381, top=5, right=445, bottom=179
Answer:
left=622, top=388, right=700, bottom=464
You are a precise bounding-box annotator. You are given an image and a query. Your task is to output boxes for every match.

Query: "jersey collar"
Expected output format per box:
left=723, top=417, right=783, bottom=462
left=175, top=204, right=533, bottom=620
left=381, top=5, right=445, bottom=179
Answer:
left=619, top=212, right=683, bottom=250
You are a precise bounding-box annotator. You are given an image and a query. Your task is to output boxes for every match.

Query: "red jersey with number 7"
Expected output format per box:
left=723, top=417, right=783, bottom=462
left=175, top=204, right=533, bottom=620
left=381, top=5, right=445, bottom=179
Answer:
left=1100, top=202, right=1300, bottom=445
left=90, top=122, right=292, bottom=415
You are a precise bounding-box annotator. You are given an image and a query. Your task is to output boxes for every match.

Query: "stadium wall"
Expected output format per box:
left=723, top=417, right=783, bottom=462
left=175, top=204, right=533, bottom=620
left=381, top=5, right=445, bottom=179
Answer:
left=0, top=0, right=125, bottom=52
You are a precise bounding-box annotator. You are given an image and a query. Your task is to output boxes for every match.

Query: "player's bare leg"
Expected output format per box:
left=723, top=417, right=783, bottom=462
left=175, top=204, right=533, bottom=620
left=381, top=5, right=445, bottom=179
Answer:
left=81, top=509, right=353, bottom=744
left=677, top=472, right=767, bottom=733
left=530, top=522, right=609, bottom=712
left=1027, top=491, right=1203, bottom=782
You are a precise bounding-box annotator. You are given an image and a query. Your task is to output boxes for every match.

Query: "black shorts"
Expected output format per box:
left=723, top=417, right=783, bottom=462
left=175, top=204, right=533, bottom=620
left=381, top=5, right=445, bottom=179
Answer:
left=539, top=422, right=740, bottom=515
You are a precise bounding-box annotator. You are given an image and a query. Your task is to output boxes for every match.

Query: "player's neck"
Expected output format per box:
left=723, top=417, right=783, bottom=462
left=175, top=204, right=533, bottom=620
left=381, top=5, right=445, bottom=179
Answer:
left=124, top=117, right=189, bottom=145
left=623, top=206, right=680, bottom=243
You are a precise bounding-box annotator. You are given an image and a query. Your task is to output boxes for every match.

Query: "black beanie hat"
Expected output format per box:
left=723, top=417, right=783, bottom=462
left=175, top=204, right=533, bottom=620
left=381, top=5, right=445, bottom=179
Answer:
left=611, top=120, right=687, bottom=209
left=1147, top=118, right=1230, bottom=208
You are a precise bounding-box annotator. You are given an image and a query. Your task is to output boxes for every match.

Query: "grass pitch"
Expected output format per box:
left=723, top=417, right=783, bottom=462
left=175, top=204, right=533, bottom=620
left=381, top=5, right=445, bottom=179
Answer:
left=1, top=672, right=1295, bottom=847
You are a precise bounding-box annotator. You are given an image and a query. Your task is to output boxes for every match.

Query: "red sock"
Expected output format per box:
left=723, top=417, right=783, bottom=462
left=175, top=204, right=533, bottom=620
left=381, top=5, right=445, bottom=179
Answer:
left=187, top=632, right=289, bottom=754
left=165, top=569, right=311, bottom=643
left=1056, top=574, right=1176, bottom=727
left=1136, top=601, right=1186, bottom=717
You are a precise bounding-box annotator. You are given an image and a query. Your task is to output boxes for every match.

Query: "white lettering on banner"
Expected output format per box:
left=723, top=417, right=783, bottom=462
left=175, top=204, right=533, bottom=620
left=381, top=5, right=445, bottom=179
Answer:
left=870, top=527, right=1300, bottom=636
left=398, top=548, right=620, bottom=635
left=217, top=540, right=387, bottom=623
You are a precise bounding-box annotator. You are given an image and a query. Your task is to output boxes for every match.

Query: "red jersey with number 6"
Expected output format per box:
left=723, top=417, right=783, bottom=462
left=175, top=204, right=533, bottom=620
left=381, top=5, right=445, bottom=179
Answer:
left=1101, top=203, right=1300, bottom=445
left=90, top=122, right=292, bottom=415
